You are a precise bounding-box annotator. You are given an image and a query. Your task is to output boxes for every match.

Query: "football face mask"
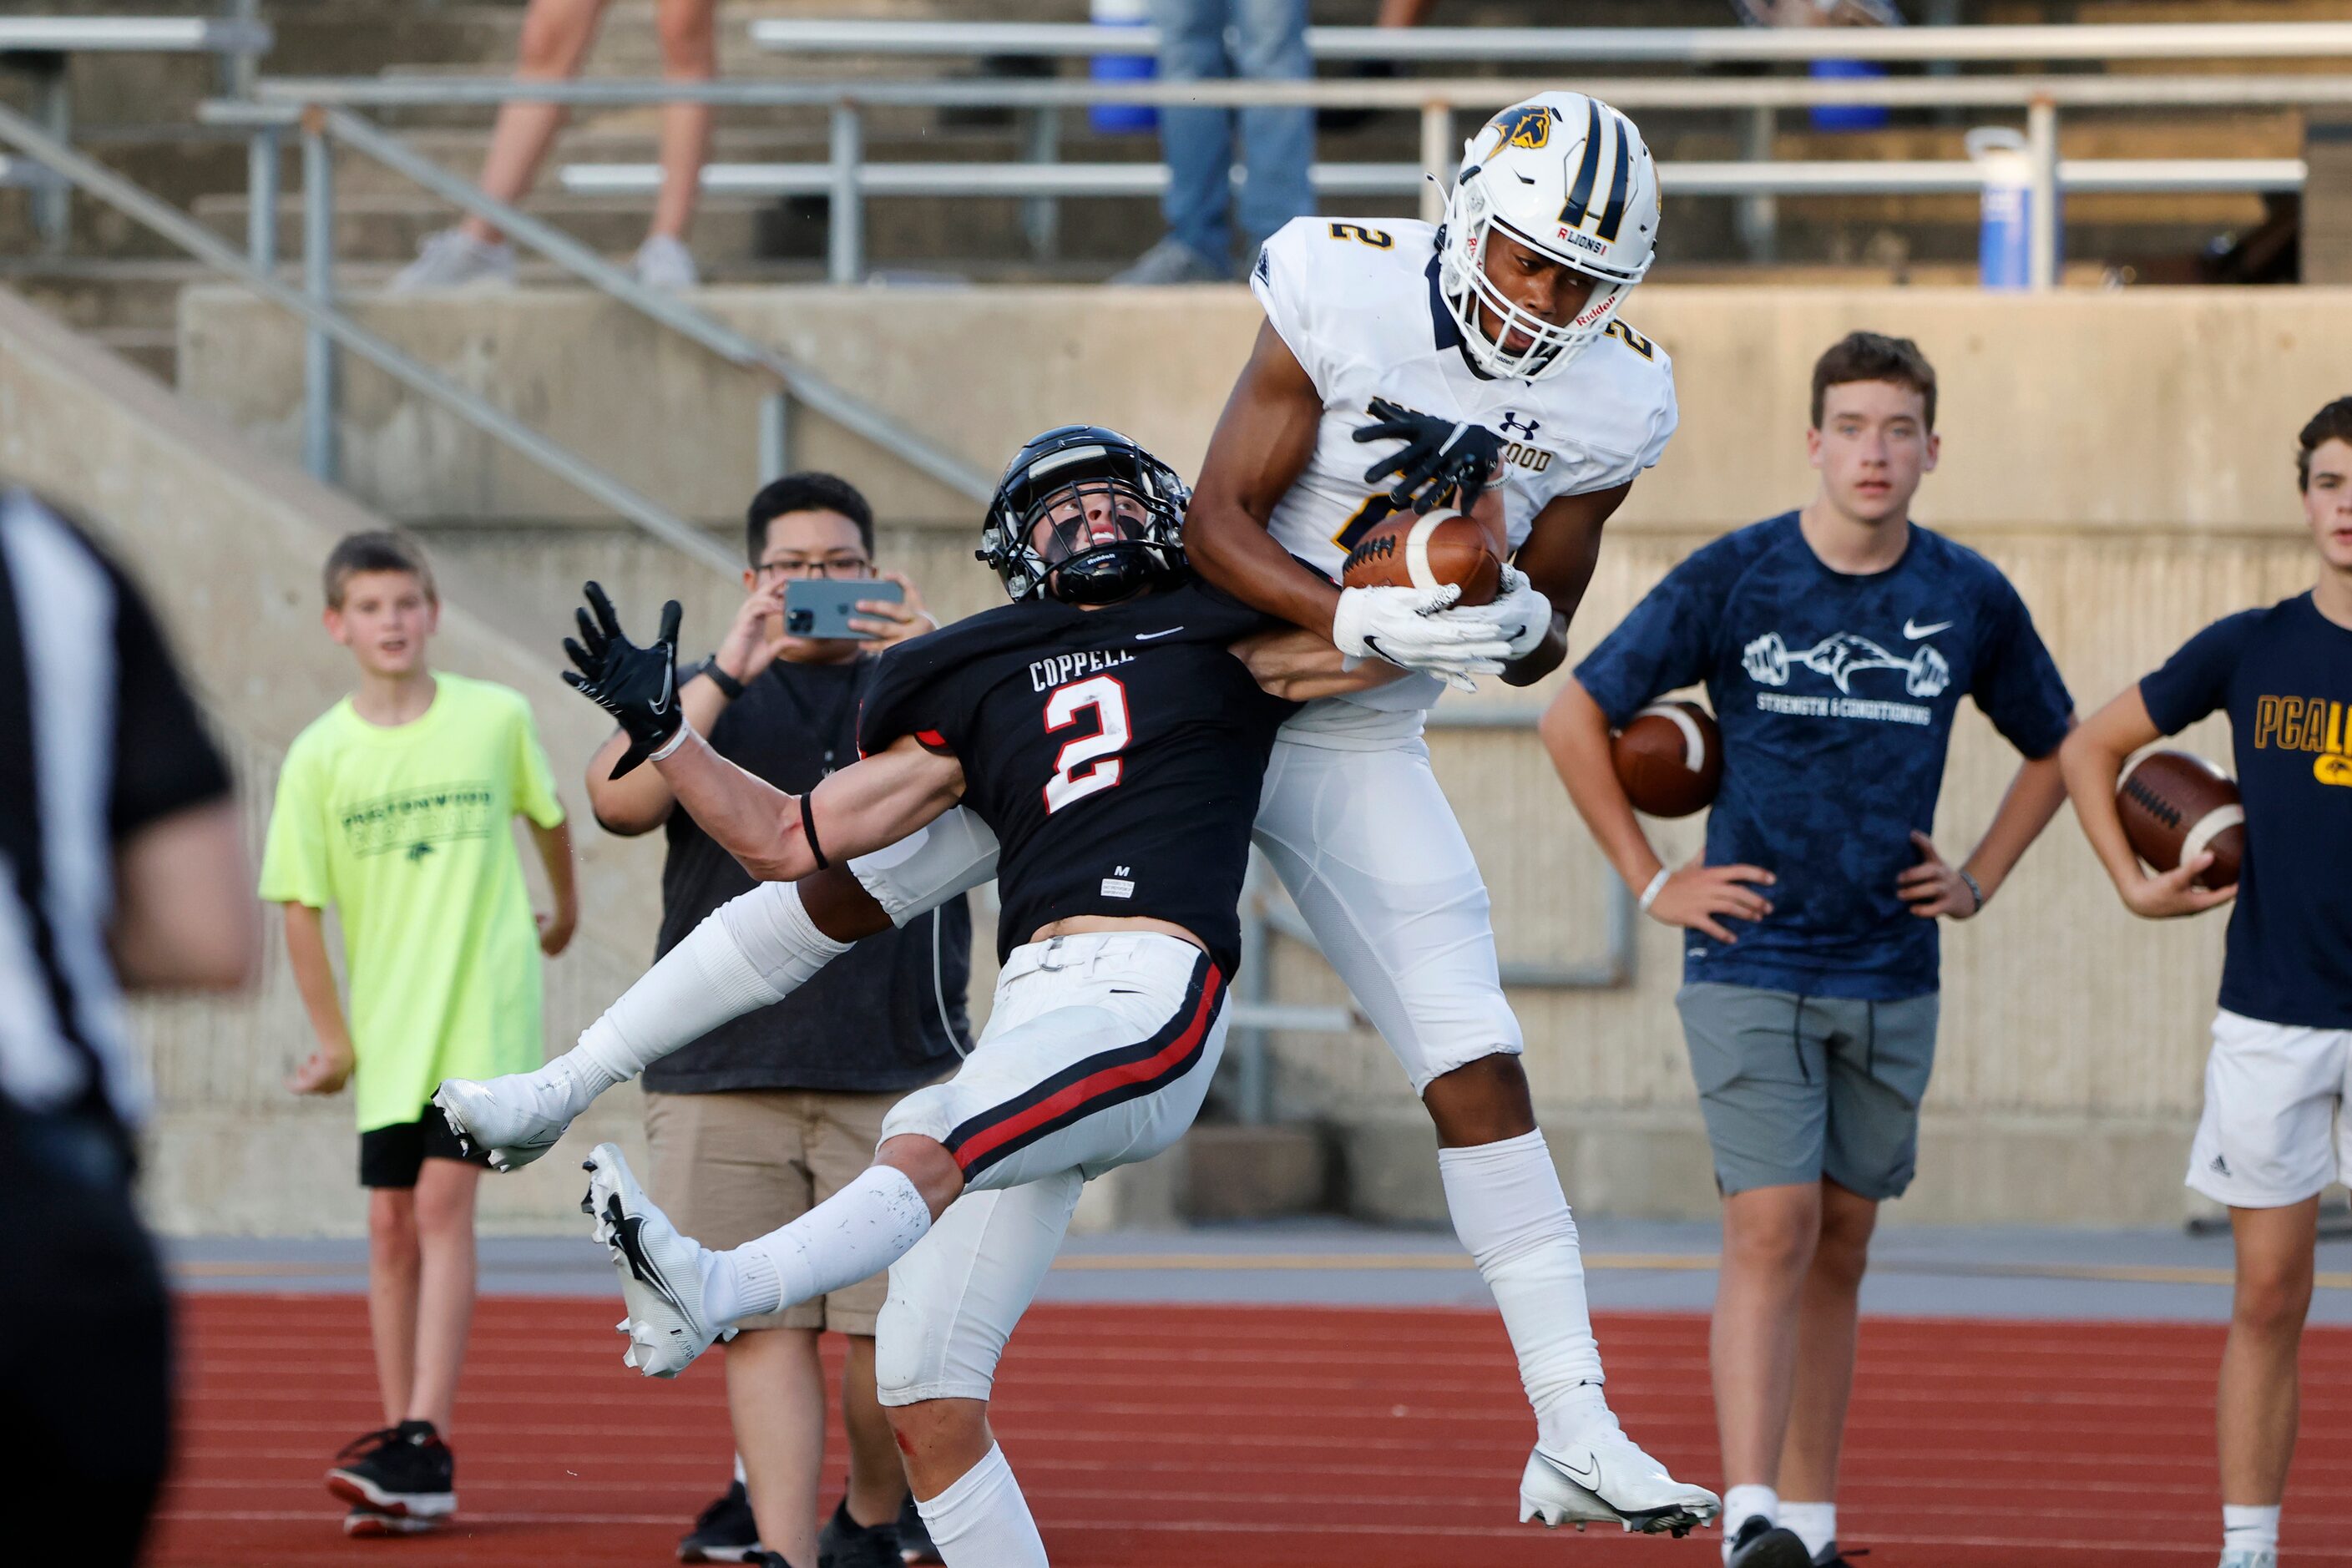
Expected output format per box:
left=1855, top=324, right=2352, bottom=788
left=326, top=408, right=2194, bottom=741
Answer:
left=1024, top=479, right=1161, bottom=605
left=1438, top=92, right=1660, bottom=382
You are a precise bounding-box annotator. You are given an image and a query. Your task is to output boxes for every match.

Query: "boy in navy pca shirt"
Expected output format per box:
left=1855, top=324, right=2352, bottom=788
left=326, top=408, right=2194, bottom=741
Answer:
left=1544, top=333, right=2076, bottom=1568
left=2061, top=397, right=2352, bottom=1568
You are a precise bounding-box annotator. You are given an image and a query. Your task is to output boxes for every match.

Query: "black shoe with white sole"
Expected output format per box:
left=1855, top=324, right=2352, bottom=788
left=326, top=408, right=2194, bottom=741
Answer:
left=817, top=1499, right=903, bottom=1568
left=679, top=1479, right=762, bottom=1563
left=326, top=1419, right=456, bottom=1521
left=897, top=1494, right=941, bottom=1565
left=1725, top=1514, right=1814, bottom=1568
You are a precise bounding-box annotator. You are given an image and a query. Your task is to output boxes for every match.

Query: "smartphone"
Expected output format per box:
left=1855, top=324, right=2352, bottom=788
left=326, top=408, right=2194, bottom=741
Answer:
left=782, top=577, right=903, bottom=640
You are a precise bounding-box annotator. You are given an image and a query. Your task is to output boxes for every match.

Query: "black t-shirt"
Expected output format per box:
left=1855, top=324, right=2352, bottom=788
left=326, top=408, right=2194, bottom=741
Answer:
left=857, top=579, right=1293, bottom=977
left=639, top=655, right=972, bottom=1095
left=0, top=490, right=230, bottom=1125
left=2140, top=592, right=2352, bottom=1029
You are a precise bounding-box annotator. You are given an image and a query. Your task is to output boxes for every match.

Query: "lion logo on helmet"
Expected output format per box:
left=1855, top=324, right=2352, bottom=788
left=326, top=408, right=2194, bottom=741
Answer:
left=1488, top=104, right=1552, bottom=153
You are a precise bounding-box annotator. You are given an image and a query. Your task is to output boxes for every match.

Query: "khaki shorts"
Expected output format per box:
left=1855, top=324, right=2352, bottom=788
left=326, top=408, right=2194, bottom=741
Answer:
left=643, top=1088, right=903, bottom=1333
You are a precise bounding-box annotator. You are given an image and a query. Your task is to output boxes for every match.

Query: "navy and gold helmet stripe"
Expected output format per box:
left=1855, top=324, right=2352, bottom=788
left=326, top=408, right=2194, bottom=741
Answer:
left=1560, top=99, right=1605, bottom=233
left=1559, top=101, right=1637, bottom=244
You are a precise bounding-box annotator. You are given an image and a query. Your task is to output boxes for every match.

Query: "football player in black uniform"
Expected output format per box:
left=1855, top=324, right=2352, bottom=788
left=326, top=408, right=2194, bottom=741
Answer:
left=554, top=428, right=1391, bottom=1568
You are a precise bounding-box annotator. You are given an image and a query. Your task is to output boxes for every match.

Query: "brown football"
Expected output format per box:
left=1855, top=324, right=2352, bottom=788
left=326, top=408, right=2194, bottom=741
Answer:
left=2117, top=749, right=2243, bottom=890
left=1612, top=700, right=1723, bottom=818
left=1338, top=509, right=1502, bottom=608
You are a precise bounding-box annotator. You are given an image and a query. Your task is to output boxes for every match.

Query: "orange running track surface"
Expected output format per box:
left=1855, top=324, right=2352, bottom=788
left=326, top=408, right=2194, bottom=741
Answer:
left=153, top=1295, right=2352, bottom=1567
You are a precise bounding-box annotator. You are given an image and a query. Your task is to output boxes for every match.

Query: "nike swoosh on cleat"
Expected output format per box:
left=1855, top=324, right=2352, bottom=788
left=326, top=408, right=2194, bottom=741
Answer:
left=1902, top=618, right=1953, bottom=639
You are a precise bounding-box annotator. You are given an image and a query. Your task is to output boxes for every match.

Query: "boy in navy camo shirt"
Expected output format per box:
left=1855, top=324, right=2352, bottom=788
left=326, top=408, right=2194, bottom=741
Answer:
left=1542, top=332, right=2076, bottom=1568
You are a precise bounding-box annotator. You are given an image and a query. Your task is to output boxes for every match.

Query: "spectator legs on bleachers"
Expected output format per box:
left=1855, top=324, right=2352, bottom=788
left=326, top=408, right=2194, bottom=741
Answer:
left=1113, top=0, right=1314, bottom=285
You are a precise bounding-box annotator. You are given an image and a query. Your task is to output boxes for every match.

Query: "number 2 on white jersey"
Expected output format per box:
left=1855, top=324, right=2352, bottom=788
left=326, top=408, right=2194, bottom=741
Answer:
left=1043, top=675, right=1130, bottom=812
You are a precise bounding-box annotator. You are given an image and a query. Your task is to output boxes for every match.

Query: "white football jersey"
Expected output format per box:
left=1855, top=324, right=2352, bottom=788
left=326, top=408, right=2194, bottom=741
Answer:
left=1251, top=215, right=1677, bottom=741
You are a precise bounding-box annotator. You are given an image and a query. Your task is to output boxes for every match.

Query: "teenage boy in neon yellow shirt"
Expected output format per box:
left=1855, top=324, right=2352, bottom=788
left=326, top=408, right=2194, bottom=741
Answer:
left=260, top=530, right=576, bottom=1536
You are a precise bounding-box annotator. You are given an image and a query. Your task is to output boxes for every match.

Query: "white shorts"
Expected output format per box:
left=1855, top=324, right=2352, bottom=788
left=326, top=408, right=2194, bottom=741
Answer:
left=1251, top=733, right=1520, bottom=1092
left=873, top=932, right=1227, bottom=1409
left=857, top=729, right=1520, bottom=1095
left=2186, top=1009, right=2352, bottom=1210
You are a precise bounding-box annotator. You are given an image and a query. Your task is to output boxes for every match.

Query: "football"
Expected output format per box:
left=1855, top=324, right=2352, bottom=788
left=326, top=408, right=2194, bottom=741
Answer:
left=2117, top=749, right=2244, bottom=890
left=1612, top=700, right=1723, bottom=818
left=1338, top=509, right=1502, bottom=608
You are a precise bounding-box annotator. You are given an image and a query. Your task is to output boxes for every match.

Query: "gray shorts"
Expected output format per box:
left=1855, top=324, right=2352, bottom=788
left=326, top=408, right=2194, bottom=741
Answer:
left=1676, top=982, right=1940, bottom=1201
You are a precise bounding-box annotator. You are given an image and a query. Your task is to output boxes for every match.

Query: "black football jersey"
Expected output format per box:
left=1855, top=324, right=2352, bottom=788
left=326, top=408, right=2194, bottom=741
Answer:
left=857, top=578, right=1293, bottom=974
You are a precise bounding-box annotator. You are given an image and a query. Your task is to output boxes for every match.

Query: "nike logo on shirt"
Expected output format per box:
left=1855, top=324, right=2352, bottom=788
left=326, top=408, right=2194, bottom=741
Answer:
left=1135, top=627, right=1185, bottom=641
left=1903, top=618, right=1953, bottom=640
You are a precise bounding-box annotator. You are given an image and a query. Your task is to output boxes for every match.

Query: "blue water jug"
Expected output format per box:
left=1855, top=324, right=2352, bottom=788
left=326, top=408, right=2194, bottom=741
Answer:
left=1090, top=0, right=1157, bottom=135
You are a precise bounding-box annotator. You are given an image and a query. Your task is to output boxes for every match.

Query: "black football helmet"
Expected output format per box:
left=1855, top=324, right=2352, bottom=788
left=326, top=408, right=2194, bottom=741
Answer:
left=978, top=425, right=1189, bottom=605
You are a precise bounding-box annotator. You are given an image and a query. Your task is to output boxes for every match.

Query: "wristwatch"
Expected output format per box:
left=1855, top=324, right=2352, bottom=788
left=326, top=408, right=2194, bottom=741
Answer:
left=700, top=656, right=746, bottom=701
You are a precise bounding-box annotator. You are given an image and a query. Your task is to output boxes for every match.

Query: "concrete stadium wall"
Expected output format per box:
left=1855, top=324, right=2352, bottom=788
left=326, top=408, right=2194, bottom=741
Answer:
left=175, top=285, right=2349, bottom=1227
left=0, top=287, right=670, bottom=1237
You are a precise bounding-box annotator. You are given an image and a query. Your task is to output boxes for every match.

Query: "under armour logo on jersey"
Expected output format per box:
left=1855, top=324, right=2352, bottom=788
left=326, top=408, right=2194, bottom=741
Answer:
left=1498, top=412, right=1541, bottom=441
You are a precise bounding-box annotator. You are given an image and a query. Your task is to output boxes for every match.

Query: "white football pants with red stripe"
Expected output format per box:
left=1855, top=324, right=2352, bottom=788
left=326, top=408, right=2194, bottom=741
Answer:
left=874, top=929, right=1227, bottom=1409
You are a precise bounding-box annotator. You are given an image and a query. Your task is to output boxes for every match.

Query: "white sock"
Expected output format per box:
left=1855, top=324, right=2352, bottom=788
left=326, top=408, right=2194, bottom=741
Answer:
left=1437, top=1130, right=1605, bottom=1450
left=569, top=896, right=799, bottom=1089
left=731, top=1453, right=746, bottom=1486
left=918, top=1444, right=1047, bottom=1568
left=701, top=1165, right=932, bottom=1326
left=1779, top=1500, right=1835, bottom=1557
left=2223, top=1504, right=2280, bottom=1554
left=1722, top=1485, right=1778, bottom=1562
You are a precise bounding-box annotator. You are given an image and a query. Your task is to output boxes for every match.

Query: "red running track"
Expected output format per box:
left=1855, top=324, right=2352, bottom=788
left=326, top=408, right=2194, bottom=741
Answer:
left=151, top=1296, right=2352, bottom=1567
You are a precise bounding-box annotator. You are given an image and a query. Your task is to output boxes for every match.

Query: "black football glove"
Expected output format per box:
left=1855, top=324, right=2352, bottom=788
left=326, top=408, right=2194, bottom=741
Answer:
left=1353, top=397, right=1506, bottom=515
left=563, top=582, right=684, bottom=778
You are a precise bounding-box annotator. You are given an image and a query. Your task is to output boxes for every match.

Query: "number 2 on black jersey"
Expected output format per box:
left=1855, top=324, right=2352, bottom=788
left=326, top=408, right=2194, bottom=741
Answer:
left=1043, top=675, right=1131, bottom=812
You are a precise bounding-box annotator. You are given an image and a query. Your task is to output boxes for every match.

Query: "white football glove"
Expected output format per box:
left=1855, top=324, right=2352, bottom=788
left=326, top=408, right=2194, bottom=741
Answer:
left=1488, top=566, right=1555, bottom=660
left=1332, top=583, right=1512, bottom=675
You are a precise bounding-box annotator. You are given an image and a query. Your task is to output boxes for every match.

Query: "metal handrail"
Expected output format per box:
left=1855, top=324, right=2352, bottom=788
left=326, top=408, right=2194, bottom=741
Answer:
left=244, top=71, right=2352, bottom=111
left=318, top=108, right=995, bottom=507
left=558, top=156, right=2304, bottom=200
left=235, top=67, right=2329, bottom=291
left=0, top=17, right=271, bottom=53
left=747, top=18, right=2352, bottom=64
left=0, top=99, right=739, bottom=578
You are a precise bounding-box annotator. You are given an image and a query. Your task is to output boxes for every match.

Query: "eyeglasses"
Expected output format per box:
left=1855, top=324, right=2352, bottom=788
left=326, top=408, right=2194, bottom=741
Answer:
left=756, top=554, right=872, bottom=579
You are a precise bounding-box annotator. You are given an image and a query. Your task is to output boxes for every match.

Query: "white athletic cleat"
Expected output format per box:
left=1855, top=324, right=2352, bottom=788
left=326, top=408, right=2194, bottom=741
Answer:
left=1519, top=1410, right=1720, bottom=1538
left=433, top=1063, right=593, bottom=1171
left=2218, top=1551, right=2278, bottom=1568
left=581, top=1141, right=721, bottom=1378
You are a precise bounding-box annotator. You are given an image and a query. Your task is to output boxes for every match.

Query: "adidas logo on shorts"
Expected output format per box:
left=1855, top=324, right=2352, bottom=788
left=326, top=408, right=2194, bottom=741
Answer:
left=2210, top=1153, right=2232, bottom=1177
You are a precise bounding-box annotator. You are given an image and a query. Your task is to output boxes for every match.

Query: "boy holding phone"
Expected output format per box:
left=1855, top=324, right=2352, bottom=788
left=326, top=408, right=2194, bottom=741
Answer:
left=583, top=473, right=959, bottom=1568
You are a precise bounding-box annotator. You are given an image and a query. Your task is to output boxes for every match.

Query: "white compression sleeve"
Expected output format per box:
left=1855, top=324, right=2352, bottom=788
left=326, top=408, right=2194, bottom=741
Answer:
left=702, top=1165, right=933, bottom=1325
left=1438, top=1130, right=1606, bottom=1452
left=918, top=1445, right=1048, bottom=1568
left=569, top=889, right=809, bottom=1088
left=716, top=875, right=854, bottom=988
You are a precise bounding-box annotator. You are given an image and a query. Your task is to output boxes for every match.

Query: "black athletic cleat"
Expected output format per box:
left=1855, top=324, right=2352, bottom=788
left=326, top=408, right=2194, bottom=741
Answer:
left=679, top=1479, right=762, bottom=1563
left=1725, top=1514, right=1813, bottom=1568
left=897, top=1494, right=941, bottom=1565
left=817, top=1498, right=903, bottom=1568
left=326, top=1420, right=456, bottom=1522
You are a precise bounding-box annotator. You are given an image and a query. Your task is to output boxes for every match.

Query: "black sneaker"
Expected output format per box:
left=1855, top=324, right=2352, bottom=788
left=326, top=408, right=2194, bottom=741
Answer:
left=896, top=1495, right=940, bottom=1565
left=326, top=1420, right=456, bottom=1522
left=1726, top=1514, right=1814, bottom=1568
left=679, top=1479, right=762, bottom=1564
left=818, top=1499, right=903, bottom=1568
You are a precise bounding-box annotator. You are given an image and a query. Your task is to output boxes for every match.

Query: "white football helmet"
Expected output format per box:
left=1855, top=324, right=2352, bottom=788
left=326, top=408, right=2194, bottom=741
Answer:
left=1438, top=92, right=1661, bottom=382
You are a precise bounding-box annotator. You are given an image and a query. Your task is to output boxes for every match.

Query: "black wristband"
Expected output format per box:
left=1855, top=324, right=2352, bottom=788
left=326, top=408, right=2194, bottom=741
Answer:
left=799, top=792, right=830, bottom=871
left=701, top=657, right=746, bottom=701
